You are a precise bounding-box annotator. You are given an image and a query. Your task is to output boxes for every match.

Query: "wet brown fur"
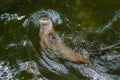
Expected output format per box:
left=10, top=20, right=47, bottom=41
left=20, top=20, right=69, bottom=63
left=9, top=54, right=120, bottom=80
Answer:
left=39, top=16, right=90, bottom=64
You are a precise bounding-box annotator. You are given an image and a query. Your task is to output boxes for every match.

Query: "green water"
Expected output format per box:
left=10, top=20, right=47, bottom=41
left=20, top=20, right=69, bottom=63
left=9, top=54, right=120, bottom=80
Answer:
left=0, top=0, right=120, bottom=80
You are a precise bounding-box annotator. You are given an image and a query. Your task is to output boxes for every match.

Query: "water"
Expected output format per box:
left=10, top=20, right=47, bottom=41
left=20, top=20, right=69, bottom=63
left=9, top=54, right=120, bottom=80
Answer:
left=102, top=10, right=120, bottom=31
left=0, top=0, right=120, bottom=80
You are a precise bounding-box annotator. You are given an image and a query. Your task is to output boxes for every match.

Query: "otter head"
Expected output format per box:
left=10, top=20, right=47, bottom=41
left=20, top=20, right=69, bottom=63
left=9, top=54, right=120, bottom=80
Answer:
left=39, top=16, right=53, bottom=27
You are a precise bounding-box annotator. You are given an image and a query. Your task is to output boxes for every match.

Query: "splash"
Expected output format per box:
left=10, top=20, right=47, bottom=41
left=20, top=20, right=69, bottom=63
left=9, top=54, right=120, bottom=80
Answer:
left=0, top=61, right=17, bottom=80
left=40, top=50, right=69, bottom=75
left=0, top=13, right=26, bottom=24
left=102, top=10, right=120, bottom=31
left=23, top=9, right=62, bottom=27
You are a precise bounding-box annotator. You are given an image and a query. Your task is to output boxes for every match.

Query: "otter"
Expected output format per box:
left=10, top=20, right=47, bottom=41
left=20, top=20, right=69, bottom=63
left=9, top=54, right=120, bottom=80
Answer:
left=39, top=16, right=90, bottom=64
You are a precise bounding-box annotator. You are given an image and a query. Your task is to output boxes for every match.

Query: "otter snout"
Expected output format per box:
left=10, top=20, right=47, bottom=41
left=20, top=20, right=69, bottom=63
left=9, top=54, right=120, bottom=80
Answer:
left=39, top=16, right=51, bottom=26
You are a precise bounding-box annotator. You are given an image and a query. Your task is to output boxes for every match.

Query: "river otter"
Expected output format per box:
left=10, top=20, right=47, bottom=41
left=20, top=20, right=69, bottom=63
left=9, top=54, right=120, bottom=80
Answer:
left=39, top=16, right=90, bottom=64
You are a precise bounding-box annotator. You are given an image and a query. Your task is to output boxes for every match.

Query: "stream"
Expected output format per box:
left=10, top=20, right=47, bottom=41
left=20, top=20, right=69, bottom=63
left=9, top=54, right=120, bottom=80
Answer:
left=0, top=0, right=120, bottom=80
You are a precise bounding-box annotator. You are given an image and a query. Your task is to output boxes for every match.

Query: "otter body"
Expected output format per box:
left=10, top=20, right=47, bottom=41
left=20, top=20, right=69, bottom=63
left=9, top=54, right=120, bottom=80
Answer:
left=39, top=16, right=90, bottom=64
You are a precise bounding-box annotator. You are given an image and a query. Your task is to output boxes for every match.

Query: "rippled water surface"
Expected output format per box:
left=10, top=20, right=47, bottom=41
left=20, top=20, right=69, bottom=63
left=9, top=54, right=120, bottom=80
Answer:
left=0, top=0, right=120, bottom=80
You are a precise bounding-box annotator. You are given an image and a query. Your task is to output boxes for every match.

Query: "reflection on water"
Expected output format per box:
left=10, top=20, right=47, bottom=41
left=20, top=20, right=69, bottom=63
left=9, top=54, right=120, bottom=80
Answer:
left=102, top=10, right=120, bottom=31
left=0, top=0, right=120, bottom=80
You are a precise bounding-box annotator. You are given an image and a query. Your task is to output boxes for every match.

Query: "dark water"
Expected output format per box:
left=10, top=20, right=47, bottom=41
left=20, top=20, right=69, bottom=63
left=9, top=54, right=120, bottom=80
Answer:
left=0, top=0, right=120, bottom=80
